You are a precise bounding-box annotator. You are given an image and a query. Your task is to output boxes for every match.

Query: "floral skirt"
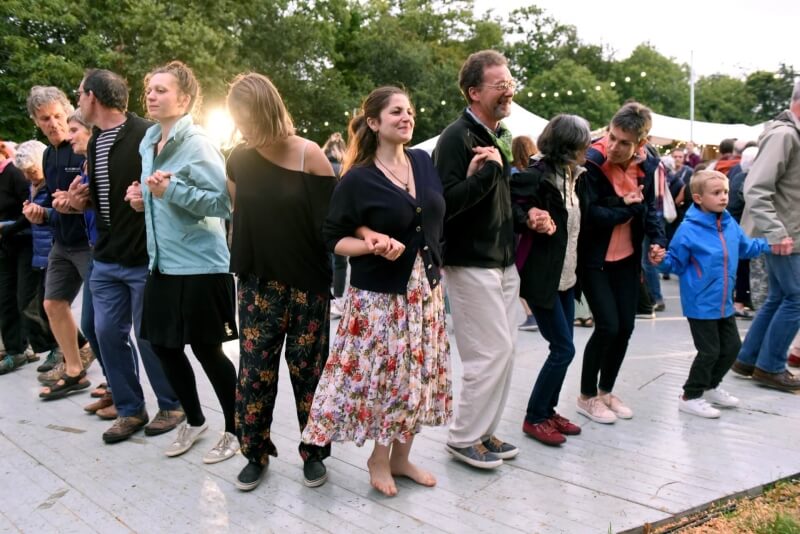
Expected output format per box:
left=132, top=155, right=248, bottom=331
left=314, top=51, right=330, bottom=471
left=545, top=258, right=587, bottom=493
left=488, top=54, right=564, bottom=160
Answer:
left=303, top=255, right=452, bottom=446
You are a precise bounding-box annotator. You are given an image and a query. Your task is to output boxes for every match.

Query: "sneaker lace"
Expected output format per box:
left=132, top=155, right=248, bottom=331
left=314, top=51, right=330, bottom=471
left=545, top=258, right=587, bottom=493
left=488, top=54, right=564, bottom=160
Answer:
left=174, top=423, right=190, bottom=444
left=485, top=436, right=504, bottom=450
left=214, top=432, right=233, bottom=452
left=473, top=442, right=492, bottom=456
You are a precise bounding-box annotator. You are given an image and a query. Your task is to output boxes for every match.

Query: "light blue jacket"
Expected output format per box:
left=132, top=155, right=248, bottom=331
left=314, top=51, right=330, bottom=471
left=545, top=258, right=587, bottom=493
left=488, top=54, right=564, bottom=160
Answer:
left=139, top=114, right=231, bottom=274
left=658, top=204, right=769, bottom=319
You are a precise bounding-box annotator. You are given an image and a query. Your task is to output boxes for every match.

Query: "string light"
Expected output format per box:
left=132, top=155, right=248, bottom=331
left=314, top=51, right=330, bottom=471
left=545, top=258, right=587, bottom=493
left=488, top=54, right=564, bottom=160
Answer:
left=609, top=81, right=616, bottom=87
left=640, top=71, right=647, bottom=77
left=594, top=85, right=601, bottom=91
left=625, top=76, right=631, bottom=82
left=420, top=107, right=426, bottom=113
left=566, top=90, right=572, bottom=96
left=440, top=100, right=446, bottom=106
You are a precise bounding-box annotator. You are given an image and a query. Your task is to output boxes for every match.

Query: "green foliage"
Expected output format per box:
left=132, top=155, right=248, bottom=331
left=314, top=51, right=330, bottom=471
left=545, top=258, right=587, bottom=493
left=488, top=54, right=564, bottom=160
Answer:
left=754, top=513, right=800, bottom=534
left=0, top=0, right=792, bottom=145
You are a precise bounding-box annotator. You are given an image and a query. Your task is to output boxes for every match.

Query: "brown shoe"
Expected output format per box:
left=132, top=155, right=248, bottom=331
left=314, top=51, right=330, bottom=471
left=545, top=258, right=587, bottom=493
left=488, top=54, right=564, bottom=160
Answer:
left=752, top=368, right=800, bottom=392
left=96, top=404, right=118, bottom=420
left=102, top=411, right=149, bottom=444
left=730, top=360, right=755, bottom=377
left=84, top=392, right=114, bottom=414
left=38, top=361, right=65, bottom=385
left=144, top=410, right=186, bottom=436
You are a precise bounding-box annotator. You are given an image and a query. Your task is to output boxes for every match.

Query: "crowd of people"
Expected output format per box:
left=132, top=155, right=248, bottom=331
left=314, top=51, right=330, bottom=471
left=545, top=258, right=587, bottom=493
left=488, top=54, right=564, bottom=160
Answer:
left=1, top=49, right=799, bottom=498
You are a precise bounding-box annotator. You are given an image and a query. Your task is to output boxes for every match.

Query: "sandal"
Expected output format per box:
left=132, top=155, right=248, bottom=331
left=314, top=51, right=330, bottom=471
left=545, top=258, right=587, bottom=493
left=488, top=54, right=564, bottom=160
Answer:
left=39, top=371, right=90, bottom=401
left=91, top=382, right=108, bottom=398
left=574, top=317, right=594, bottom=328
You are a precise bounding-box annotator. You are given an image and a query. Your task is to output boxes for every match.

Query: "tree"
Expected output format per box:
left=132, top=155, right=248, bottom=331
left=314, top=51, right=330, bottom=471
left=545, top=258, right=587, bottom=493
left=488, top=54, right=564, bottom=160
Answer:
left=611, top=44, right=689, bottom=118
left=516, top=59, right=620, bottom=128
left=694, top=75, right=755, bottom=125
left=746, top=64, right=797, bottom=122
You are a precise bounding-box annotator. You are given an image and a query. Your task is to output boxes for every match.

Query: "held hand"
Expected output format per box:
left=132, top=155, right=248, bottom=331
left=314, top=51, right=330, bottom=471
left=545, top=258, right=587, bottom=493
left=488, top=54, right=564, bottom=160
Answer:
left=473, top=146, right=502, bottom=166
left=360, top=228, right=391, bottom=255
left=648, top=244, right=666, bottom=265
left=623, top=185, right=645, bottom=205
left=527, top=207, right=555, bottom=234
left=771, top=237, right=794, bottom=256
left=466, top=151, right=489, bottom=177
left=67, top=176, right=90, bottom=210
left=124, top=181, right=144, bottom=212
left=379, top=238, right=406, bottom=261
left=52, top=190, right=72, bottom=213
left=145, top=171, right=172, bottom=199
left=22, top=200, right=46, bottom=224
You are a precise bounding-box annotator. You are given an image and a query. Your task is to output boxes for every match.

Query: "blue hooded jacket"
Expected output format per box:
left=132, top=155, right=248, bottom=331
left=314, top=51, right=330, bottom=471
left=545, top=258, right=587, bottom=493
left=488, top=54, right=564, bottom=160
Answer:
left=658, top=204, right=770, bottom=319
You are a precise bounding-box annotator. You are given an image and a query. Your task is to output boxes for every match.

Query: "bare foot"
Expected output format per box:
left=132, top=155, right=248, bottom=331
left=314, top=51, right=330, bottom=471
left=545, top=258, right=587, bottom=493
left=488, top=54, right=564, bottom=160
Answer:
left=390, top=458, right=436, bottom=487
left=367, top=456, right=397, bottom=496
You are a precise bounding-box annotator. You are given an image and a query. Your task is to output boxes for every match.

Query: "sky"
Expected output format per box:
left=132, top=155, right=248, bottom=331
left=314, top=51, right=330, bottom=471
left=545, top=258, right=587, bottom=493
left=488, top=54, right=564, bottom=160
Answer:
left=473, top=0, right=800, bottom=78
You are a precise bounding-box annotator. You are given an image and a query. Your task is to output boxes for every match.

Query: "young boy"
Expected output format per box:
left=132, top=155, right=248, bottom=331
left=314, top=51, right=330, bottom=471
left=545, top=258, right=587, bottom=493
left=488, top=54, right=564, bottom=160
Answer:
left=659, top=170, right=770, bottom=418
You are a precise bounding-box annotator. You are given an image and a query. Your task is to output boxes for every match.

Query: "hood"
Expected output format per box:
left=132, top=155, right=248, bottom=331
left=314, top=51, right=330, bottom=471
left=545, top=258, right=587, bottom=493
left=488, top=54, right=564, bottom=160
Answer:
left=762, top=110, right=800, bottom=140
left=684, top=203, right=733, bottom=230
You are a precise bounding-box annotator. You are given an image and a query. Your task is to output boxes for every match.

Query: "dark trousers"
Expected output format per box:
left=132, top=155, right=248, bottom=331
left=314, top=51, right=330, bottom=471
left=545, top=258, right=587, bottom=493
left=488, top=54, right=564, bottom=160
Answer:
left=0, top=241, right=56, bottom=354
left=734, top=259, right=752, bottom=307
left=526, top=288, right=576, bottom=423
left=684, top=317, right=741, bottom=399
left=236, top=275, right=331, bottom=465
left=332, top=253, right=348, bottom=298
left=153, top=343, right=237, bottom=433
left=580, top=256, right=638, bottom=396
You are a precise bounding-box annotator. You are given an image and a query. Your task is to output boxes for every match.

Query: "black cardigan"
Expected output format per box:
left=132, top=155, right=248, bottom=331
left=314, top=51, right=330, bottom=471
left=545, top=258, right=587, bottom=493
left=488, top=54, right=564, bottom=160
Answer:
left=432, top=110, right=515, bottom=269
left=324, top=149, right=444, bottom=294
left=511, top=159, right=571, bottom=309
left=87, top=112, right=152, bottom=267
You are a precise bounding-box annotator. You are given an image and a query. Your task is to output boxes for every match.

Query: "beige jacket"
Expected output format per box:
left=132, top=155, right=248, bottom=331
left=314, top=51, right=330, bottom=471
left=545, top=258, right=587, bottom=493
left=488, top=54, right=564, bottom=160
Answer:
left=742, top=109, right=800, bottom=252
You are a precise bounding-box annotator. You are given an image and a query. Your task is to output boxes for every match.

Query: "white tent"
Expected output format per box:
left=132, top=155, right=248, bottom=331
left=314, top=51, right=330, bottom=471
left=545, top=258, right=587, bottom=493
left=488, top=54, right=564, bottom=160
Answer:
left=648, top=112, right=767, bottom=146
left=412, top=102, right=549, bottom=153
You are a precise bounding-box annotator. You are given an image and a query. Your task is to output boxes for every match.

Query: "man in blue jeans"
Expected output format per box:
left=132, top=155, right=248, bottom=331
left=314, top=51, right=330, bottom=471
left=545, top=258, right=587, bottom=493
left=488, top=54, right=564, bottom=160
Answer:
left=69, top=69, right=184, bottom=441
left=732, top=81, right=800, bottom=391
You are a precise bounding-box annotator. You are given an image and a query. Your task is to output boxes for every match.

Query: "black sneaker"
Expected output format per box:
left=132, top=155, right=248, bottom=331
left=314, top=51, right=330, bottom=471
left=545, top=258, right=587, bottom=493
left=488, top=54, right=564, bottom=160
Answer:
left=236, top=460, right=266, bottom=491
left=303, top=459, right=328, bottom=488
left=481, top=436, right=519, bottom=459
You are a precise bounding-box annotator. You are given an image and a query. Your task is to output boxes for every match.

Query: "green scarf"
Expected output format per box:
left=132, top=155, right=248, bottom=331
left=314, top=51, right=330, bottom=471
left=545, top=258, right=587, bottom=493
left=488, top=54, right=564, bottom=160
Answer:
left=484, top=122, right=513, bottom=163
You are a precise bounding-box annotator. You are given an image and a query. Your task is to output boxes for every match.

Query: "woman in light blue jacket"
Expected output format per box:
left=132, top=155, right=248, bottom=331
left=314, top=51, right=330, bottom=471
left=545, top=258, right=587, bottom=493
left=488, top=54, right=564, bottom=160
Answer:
left=130, top=61, right=238, bottom=463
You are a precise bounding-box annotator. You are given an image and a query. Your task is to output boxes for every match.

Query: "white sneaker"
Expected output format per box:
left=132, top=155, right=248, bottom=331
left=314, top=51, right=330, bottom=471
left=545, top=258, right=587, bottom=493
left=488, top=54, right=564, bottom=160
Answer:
left=164, top=422, right=208, bottom=457
left=703, top=387, right=739, bottom=407
left=576, top=396, right=617, bottom=424
left=203, top=431, right=240, bottom=464
left=601, top=393, right=634, bottom=419
left=678, top=396, right=721, bottom=418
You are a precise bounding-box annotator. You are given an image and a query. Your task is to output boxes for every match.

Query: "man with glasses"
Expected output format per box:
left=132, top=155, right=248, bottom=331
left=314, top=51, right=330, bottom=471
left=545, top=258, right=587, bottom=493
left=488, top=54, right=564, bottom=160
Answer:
left=24, top=86, right=94, bottom=399
left=433, top=50, right=520, bottom=469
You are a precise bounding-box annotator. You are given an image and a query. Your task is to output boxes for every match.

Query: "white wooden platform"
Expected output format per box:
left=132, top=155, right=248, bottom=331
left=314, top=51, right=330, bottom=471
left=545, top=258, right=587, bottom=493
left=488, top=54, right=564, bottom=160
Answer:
left=1, top=277, right=799, bottom=533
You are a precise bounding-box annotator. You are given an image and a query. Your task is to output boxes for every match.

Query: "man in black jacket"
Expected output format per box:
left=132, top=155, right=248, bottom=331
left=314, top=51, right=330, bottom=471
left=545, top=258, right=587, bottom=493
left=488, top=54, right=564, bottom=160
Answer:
left=25, top=86, right=94, bottom=399
left=433, top=50, right=520, bottom=469
left=69, top=69, right=182, bottom=443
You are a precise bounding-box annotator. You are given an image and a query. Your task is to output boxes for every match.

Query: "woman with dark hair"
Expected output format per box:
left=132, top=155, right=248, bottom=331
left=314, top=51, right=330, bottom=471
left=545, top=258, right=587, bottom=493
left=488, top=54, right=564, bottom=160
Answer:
left=226, top=72, right=336, bottom=492
left=303, top=86, right=473, bottom=496
left=512, top=114, right=591, bottom=445
left=128, top=61, right=239, bottom=463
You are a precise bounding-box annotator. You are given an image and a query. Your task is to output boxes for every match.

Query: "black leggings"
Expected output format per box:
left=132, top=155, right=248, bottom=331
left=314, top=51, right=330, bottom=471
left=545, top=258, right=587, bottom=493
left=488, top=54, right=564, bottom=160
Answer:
left=580, top=256, right=639, bottom=396
left=153, top=343, right=236, bottom=433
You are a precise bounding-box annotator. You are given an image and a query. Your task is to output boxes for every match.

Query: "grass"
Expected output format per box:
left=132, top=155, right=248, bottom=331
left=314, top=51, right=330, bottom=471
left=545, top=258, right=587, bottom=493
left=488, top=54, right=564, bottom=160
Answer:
left=647, top=478, right=800, bottom=533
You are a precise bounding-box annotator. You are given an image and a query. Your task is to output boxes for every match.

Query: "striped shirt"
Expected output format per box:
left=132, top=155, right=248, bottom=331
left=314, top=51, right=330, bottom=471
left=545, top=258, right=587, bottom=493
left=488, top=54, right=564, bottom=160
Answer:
left=94, top=124, right=123, bottom=224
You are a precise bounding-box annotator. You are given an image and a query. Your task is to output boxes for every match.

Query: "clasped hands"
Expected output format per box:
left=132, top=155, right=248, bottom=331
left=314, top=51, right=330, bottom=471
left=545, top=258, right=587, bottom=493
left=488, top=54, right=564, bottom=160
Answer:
left=527, top=207, right=556, bottom=235
left=357, top=226, right=405, bottom=261
left=123, top=170, right=172, bottom=212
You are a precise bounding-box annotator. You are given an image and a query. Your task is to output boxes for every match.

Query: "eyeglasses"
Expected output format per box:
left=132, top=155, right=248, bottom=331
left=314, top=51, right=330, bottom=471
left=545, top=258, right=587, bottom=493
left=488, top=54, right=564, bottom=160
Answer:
left=482, top=80, right=517, bottom=92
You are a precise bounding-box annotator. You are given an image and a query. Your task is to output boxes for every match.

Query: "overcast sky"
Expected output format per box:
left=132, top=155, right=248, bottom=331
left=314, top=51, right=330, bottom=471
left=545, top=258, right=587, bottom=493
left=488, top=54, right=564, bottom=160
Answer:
left=474, top=0, right=800, bottom=78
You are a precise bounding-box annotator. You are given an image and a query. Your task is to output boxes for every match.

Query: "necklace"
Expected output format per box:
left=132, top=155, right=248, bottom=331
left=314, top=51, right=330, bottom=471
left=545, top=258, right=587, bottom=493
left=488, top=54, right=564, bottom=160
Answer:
left=375, top=154, right=410, bottom=192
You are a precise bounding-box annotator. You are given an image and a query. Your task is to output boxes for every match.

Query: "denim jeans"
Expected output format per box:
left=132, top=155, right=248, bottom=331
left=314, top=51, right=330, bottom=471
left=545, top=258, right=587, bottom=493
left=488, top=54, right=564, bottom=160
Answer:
left=90, top=260, right=180, bottom=417
left=526, top=288, right=576, bottom=423
left=737, top=254, right=800, bottom=373
left=642, top=235, right=663, bottom=303
left=80, top=258, right=105, bottom=375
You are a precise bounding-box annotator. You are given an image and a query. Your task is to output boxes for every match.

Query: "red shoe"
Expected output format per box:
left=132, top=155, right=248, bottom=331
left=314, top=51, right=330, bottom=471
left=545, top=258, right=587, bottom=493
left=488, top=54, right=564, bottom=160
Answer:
left=522, top=419, right=566, bottom=446
left=788, top=354, right=800, bottom=368
left=549, top=413, right=582, bottom=436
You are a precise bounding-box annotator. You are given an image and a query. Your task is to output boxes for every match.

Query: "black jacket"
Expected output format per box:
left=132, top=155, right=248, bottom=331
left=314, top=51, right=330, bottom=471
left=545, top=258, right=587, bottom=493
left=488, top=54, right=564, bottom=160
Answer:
left=577, top=143, right=666, bottom=271
left=44, top=141, right=87, bottom=247
left=511, top=159, right=571, bottom=309
left=324, top=149, right=444, bottom=294
left=432, top=110, right=515, bottom=268
left=87, top=113, right=152, bottom=267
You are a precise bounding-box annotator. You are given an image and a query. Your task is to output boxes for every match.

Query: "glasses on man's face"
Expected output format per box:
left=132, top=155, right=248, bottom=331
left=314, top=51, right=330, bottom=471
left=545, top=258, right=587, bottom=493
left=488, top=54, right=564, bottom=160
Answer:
left=482, top=80, right=517, bottom=92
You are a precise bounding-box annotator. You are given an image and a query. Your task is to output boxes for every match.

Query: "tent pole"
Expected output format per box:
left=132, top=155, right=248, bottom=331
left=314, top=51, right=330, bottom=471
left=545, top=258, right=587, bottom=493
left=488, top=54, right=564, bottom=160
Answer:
left=689, top=50, right=695, bottom=143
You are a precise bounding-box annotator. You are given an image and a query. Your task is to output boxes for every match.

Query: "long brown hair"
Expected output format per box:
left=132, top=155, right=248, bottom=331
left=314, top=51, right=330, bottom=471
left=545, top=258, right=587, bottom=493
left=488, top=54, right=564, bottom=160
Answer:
left=342, top=86, right=409, bottom=174
left=226, top=72, right=295, bottom=148
left=511, top=135, right=538, bottom=169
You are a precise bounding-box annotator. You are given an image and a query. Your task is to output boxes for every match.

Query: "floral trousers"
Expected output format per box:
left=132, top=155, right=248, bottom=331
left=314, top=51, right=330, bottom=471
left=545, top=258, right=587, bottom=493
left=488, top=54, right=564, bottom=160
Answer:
left=235, top=274, right=331, bottom=465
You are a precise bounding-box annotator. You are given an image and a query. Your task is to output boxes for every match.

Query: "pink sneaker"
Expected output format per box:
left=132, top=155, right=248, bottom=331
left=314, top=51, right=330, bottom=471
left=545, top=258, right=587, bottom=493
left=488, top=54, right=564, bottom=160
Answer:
left=601, top=393, right=633, bottom=419
left=576, top=396, right=617, bottom=424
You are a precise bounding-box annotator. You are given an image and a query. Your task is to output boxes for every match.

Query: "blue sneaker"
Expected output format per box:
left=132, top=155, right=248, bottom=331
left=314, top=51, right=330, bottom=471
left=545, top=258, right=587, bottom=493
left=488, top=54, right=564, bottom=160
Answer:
left=518, top=315, right=538, bottom=332
left=481, top=436, right=519, bottom=459
left=446, top=443, right=503, bottom=469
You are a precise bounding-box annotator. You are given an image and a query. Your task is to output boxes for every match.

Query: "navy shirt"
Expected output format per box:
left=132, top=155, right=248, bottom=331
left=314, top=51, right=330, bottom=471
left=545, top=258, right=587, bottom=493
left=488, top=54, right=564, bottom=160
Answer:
left=43, top=141, right=88, bottom=247
left=324, top=148, right=445, bottom=294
